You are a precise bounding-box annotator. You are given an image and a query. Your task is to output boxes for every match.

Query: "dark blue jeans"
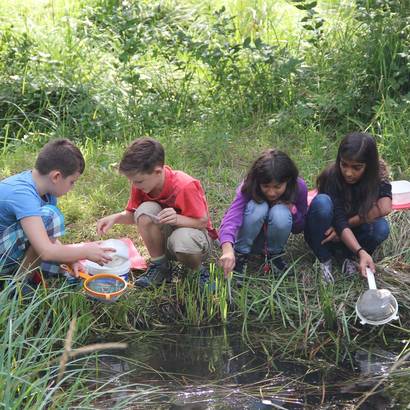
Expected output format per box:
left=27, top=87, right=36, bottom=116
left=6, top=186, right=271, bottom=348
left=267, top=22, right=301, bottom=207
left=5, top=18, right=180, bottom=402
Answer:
left=304, top=194, right=390, bottom=262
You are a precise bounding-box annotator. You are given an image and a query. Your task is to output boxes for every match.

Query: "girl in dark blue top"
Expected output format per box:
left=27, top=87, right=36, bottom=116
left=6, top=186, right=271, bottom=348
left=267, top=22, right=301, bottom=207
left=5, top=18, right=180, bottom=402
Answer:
left=304, top=132, right=392, bottom=282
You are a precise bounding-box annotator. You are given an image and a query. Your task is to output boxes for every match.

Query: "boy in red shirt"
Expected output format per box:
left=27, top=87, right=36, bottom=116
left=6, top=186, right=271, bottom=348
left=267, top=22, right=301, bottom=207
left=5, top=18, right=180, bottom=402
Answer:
left=97, top=137, right=217, bottom=287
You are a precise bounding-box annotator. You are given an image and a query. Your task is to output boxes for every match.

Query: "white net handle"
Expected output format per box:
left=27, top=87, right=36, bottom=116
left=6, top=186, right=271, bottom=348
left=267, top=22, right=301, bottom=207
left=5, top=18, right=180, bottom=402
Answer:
left=366, top=268, right=377, bottom=290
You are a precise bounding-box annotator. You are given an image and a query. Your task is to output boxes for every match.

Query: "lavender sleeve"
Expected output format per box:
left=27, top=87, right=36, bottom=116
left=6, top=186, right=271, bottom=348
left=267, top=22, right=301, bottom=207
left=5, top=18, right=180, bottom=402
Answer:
left=218, top=183, right=248, bottom=245
left=291, top=177, right=308, bottom=234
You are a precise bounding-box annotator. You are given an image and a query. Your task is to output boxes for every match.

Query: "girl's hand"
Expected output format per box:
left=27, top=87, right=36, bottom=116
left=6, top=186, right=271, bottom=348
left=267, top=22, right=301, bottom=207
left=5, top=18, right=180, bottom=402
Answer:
left=358, top=250, right=375, bottom=277
left=287, top=203, right=298, bottom=215
left=158, top=208, right=178, bottom=225
left=219, top=247, right=236, bottom=278
left=321, top=227, right=339, bottom=244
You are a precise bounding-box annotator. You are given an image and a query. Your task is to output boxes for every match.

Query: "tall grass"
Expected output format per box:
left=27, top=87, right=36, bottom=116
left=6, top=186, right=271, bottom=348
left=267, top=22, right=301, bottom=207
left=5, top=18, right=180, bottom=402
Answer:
left=0, top=280, right=102, bottom=408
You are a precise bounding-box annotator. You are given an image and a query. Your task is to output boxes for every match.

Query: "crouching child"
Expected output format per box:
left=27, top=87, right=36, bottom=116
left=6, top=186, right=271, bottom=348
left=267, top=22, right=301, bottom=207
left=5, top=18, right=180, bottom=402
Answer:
left=97, top=137, right=218, bottom=288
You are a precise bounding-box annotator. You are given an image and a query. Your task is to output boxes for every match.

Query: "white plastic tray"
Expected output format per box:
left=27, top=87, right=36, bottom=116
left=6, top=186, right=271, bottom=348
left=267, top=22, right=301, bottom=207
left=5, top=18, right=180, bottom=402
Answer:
left=391, top=180, right=410, bottom=206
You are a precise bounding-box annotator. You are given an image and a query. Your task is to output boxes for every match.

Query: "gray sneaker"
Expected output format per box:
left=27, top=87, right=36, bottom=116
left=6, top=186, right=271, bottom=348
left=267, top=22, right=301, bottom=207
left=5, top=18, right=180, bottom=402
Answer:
left=320, top=259, right=334, bottom=283
left=342, top=258, right=358, bottom=277
left=135, top=261, right=172, bottom=288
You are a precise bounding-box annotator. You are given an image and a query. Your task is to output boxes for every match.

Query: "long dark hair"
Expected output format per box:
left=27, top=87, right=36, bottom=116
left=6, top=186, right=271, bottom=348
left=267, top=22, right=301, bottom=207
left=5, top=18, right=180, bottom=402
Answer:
left=317, top=132, right=381, bottom=220
left=241, top=148, right=299, bottom=203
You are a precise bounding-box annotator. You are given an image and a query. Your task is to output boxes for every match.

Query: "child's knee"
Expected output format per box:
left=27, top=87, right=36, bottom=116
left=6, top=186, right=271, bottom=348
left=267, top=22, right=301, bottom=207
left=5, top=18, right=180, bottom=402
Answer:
left=137, top=214, right=155, bottom=228
left=244, top=200, right=269, bottom=223
left=373, top=219, right=390, bottom=243
left=268, top=204, right=292, bottom=230
left=134, top=201, right=162, bottom=224
left=309, top=194, right=333, bottom=218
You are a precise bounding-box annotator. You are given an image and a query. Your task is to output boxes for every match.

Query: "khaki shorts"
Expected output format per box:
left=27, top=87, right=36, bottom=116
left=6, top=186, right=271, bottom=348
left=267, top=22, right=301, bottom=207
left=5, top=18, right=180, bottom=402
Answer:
left=134, top=201, right=212, bottom=259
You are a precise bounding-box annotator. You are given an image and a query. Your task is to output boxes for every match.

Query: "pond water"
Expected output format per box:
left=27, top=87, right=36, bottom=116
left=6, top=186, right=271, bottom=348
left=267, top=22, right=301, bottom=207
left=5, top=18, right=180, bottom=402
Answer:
left=87, top=327, right=405, bottom=409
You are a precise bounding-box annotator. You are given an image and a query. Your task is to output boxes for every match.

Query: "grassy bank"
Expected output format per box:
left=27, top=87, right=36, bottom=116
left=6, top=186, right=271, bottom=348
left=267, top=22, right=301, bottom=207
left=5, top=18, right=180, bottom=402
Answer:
left=1, top=0, right=410, bottom=407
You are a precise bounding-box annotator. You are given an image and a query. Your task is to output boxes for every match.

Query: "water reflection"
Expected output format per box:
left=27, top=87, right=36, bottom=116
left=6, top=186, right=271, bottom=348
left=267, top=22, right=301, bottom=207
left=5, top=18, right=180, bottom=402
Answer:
left=354, top=348, right=396, bottom=377
left=88, top=327, right=404, bottom=409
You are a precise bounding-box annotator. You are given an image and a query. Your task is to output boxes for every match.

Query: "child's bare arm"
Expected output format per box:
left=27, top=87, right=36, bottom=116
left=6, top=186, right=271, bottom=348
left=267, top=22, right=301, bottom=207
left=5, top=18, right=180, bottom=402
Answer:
left=219, top=242, right=235, bottom=277
left=96, top=210, right=135, bottom=235
left=21, top=216, right=114, bottom=265
left=340, top=227, right=375, bottom=276
left=348, top=197, right=392, bottom=227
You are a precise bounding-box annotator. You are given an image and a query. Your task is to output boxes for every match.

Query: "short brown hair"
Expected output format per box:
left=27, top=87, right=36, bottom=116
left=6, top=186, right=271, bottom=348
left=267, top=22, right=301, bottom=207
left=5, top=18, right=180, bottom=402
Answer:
left=35, top=138, right=85, bottom=177
left=119, top=137, right=165, bottom=175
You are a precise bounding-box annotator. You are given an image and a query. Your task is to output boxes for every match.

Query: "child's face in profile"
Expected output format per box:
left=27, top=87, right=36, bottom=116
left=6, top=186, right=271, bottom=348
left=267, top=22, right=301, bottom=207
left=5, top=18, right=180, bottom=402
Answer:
left=128, top=167, right=163, bottom=195
left=51, top=171, right=81, bottom=197
left=260, top=179, right=287, bottom=203
left=340, top=157, right=366, bottom=184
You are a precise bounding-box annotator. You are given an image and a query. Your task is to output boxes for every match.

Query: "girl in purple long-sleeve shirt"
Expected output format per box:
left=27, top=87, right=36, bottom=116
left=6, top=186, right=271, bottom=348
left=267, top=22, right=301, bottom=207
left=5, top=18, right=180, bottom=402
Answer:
left=219, top=149, right=308, bottom=279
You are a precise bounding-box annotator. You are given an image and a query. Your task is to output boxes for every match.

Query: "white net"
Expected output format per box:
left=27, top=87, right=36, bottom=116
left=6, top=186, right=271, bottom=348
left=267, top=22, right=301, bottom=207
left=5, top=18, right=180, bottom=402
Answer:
left=356, top=289, right=397, bottom=322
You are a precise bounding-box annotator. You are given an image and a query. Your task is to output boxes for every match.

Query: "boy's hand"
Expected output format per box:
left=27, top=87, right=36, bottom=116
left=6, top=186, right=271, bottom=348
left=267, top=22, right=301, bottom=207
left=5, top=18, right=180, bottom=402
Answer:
left=219, top=249, right=235, bottom=278
left=96, top=215, right=117, bottom=235
left=70, top=261, right=87, bottom=278
left=158, top=208, right=178, bottom=225
left=358, top=250, right=375, bottom=277
left=84, top=242, right=116, bottom=265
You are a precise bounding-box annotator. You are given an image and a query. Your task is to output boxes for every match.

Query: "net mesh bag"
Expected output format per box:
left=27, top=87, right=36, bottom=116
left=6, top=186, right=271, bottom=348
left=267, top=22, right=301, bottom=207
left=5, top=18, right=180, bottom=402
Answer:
left=356, top=289, right=397, bottom=322
left=87, top=277, right=125, bottom=294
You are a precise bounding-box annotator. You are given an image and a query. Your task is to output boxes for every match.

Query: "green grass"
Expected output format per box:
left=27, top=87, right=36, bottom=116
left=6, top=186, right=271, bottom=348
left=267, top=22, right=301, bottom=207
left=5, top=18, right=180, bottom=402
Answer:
left=0, top=280, right=101, bottom=408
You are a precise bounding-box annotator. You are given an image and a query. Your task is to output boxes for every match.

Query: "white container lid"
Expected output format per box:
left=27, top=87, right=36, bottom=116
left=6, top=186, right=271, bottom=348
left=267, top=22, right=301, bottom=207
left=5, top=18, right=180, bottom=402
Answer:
left=84, top=239, right=131, bottom=276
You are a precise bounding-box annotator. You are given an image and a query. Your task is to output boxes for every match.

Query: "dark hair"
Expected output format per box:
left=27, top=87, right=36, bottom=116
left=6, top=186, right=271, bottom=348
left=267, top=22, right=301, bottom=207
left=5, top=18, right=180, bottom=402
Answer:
left=119, top=137, right=165, bottom=175
left=317, top=132, right=381, bottom=220
left=241, top=148, right=299, bottom=203
left=35, top=138, right=85, bottom=177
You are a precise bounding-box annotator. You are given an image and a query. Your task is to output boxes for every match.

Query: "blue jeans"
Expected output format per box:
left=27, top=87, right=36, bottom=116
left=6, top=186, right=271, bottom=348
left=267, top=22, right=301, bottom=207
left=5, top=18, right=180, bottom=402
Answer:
left=304, top=194, right=390, bottom=262
left=234, top=201, right=293, bottom=255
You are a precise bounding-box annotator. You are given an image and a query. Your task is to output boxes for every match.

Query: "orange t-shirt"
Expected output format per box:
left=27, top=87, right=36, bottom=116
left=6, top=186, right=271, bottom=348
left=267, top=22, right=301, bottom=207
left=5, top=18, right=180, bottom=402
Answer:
left=125, top=166, right=218, bottom=239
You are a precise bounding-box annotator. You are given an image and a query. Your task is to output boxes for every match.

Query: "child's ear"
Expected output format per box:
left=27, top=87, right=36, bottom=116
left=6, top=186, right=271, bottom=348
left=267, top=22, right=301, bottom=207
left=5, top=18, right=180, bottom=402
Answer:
left=49, top=170, right=63, bottom=183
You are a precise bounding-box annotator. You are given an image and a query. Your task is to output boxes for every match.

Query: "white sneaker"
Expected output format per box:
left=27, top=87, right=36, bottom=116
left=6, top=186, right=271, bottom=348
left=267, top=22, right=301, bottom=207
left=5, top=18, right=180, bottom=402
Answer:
left=320, top=259, right=334, bottom=283
left=342, top=258, right=357, bottom=277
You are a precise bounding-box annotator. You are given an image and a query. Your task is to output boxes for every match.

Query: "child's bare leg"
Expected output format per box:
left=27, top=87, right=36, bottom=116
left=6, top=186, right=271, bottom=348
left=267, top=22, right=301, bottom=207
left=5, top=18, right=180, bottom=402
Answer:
left=136, top=214, right=165, bottom=258
left=22, top=237, right=60, bottom=280
left=168, top=228, right=210, bottom=270
left=175, top=252, right=202, bottom=270
left=134, top=213, right=172, bottom=288
left=19, top=246, right=41, bottom=280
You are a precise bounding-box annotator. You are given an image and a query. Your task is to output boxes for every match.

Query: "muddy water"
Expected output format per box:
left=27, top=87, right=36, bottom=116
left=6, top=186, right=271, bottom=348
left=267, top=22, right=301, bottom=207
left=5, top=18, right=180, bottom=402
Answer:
left=88, top=327, right=406, bottom=409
